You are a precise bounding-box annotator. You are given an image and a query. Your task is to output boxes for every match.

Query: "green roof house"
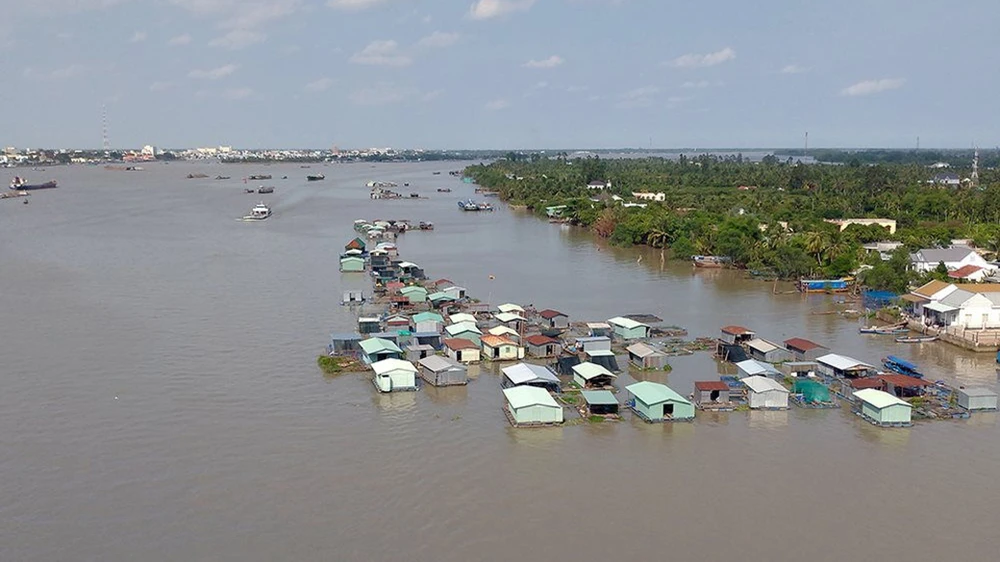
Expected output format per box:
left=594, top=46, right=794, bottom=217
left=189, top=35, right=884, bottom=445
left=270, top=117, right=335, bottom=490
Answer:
left=854, top=388, right=913, bottom=427
left=607, top=316, right=651, bottom=340
left=340, top=255, right=365, bottom=272
left=359, top=337, right=403, bottom=364
left=502, top=386, right=563, bottom=426
left=626, top=381, right=694, bottom=422
left=399, top=285, right=428, bottom=303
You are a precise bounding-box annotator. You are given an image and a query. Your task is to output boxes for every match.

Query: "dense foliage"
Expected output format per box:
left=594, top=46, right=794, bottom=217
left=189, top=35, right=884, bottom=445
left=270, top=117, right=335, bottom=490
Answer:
left=465, top=153, right=1000, bottom=292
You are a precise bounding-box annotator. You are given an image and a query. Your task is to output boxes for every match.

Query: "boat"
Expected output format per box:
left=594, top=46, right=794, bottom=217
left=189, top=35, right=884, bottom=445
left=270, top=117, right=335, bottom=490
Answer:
left=437, top=188, right=451, bottom=193
left=798, top=277, right=853, bottom=293
left=248, top=174, right=272, bottom=180
left=478, top=202, right=493, bottom=211
left=257, top=186, right=274, bottom=194
left=215, top=175, right=231, bottom=180
left=895, top=334, right=939, bottom=344
left=186, top=173, right=208, bottom=179
left=458, top=199, right=479, bottom=211
left=859, top=326, right=908, bottom=335
left=410, top=193, right=420, bottom=198
left=432, top=171, right=441, bottom=175
left=692, top=255, right=726, bottom=268
left=883, top=355, right=924, bottom=378
left=9, top=177, right=57, bottom=190
left=419, top=221, right=434, bottom=230
left=244, top=188, right=255, bottom=194
left=240, top=202, right=272, bottom=221
left=306, top=174, right=325, bottom=181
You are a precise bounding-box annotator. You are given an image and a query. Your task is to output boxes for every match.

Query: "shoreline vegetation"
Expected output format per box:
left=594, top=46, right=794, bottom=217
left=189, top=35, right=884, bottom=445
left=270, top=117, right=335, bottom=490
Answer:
left=464, top=151, right=1000, bottom=293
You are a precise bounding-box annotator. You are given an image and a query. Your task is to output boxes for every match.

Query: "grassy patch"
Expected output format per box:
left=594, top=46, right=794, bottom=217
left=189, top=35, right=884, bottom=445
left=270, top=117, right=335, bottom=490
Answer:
left=588, top=415, right=605, bottom=423
left=561, top=395, right=579, bottom=405
left=735, top=404, right=750, bottom=412
left=318, top=355, right=364, bottom=375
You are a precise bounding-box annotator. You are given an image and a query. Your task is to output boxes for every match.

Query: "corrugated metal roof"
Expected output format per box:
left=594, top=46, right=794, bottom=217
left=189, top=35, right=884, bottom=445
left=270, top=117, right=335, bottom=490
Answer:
left=581, top=390, right=618, bottom=406
left=586, top=349, right=615, bottom=357
left=399, top=285, right=428, bottom=295
left=949, top=264, right=984, bottom=278
left=721, top=325, right=752, bottom=335
left=736, top=359, right=780, bottom=377
left=746, top=338, right=779, bottom=353
left=495, top=312, right=526, bottom=323
left=418, top=355, right=465, bottom=373
left=359, top=337, right=403, bottom=355
left=571, top=362, right=615, bottom=380
left=586, top=322, right=611, bottom=329
left=428, top=292, right=455, bottom=301
left=626, top=342, right=665, bottom=358
left=848, top=378, right=884, bottom=389
left=371, top=358, right=417, bottom=375
left=695, top=381, right=729, bottom=391
left=503, top=386, right=559, bottom=409
left=497, top=303, right=525, bottom=313
left=912, top=280, right=952, bottom=298
left=741, top=375, right=789, bottom=394
left=445, top=322, right=482, bottom=336
left=923, top=301, right=958, bottom=313
left=939, top=289, right=980, bottom=307
left=854, top=388, right=911, bottom=409
left=878, top=374, right=931, bottom=388
left=959, top=387, right=998, bottom=398
left=575, top=336, right=611, bottom=343
left=502, top=363, right=560, bottom=385
left=481, top=334, right=517, bottom=347
left=539, top=309, right=567, bottom=319
left=626, top=381, right=689, bottom=406
left=489, top=326, right=520, bottom=337
left=783, top=337, right=824, bottom=351
left=448, top=313, right=477, bottom=325
left=608, top=316, right=648, bottom=330
left=900, top=293, right=928, bottom=303
left=412, top=312, right=444, bottom=323
left=443, top=338, right=478, bottom=350
left=913, top=247, right=976, bottom=264
left=816, top=353, right=874, bottom=371
left=525, top=334, right=559, bottom=346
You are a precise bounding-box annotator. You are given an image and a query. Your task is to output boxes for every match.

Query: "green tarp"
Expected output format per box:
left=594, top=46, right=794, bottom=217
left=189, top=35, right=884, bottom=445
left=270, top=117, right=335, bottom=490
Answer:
left=793, top=379, right=831, bottom=403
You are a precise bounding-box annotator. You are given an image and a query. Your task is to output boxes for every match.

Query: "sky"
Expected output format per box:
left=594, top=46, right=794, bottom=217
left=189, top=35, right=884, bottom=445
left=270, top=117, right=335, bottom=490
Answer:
left=0, top=0, right=997, bottom=149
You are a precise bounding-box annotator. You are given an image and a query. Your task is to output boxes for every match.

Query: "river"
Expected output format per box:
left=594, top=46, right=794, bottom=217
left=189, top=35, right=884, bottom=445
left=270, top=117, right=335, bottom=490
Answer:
left=1, top=161, right=997, bottom=561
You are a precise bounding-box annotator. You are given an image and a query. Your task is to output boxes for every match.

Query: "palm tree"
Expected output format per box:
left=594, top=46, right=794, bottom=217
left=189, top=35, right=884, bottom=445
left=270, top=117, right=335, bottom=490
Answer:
left=803, top=231, right=828, bottom=265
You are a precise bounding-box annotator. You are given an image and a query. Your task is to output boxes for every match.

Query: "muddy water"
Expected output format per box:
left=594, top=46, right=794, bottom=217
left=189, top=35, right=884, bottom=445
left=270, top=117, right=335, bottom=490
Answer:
left=0, top=161, right=997, bottom=561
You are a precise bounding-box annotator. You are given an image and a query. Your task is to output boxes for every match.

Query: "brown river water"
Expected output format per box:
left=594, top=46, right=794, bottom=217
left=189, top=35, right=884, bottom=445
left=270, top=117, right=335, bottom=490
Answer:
left=1, top=161, right=998, bottom=561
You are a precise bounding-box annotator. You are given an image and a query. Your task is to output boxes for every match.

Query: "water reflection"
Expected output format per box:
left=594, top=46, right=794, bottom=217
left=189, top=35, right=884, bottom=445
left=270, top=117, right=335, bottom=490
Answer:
left=505, top=425, right=564, bottom=447
left=747, top=410, right=789, bottom=429
left=855, top=422, right=912, bottom=448
left=423, top=385, right=468, bottom=406
left=371, top=389, right=418, bottom=413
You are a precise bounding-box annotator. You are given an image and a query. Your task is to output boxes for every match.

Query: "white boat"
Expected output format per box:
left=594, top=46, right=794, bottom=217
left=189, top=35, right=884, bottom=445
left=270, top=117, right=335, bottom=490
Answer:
left=240, top=202, right=272, bottom=221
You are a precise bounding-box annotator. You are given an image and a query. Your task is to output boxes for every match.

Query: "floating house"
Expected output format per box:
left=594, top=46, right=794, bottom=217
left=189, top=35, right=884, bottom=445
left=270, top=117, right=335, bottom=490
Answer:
left=626, top=381, right=695, bottom=422
left=781, top=361, right=818, bottom=378
left=585, top=349, right=619, bottom=372
left=360, top=337, right=404, bottom=364
left=497, top=303, right=525, bottom=314
left=525, top=334, right=561, bottom=358
left=427, top=292, right=456, bottom=307
left=854, top=388, right=913, bottom=427
left=448, top=313, right=477, bottom=326
left=607, top=316, right=651, bottom=340
left=445, top=322, right=482, bottom=346
left=412, top=311, right=444, bottom=334
left=399, top=285, right=428, bottom=303
left=741, top=376, right=790, bottom=410
left=572, top=362, right=616, bottom=388
left=736, top=359, right=782, bottom=379
left=694, top=381, right=731, bottom=406
left=443, top=286, right=467, bottom=300
left=371, top=358, right=418, bottom=393
left=444, top=338, right=480, bottom=363
left=501, top=363, right=561, bottom=392
left=340, top=255, right=365, bottom=272
left=539, top=309, right=569, bottom=330
left=746, top=338, right=793, bottom=363
left=358, top=316, right=381, bottom=335
left=581, top=390, right=619, bottom=416
left=397, top=261, right=425, bottom=280
left=816, top=354, right=876, bottom=378
left=783, top=337, right=829, bottom=361
left=418, top=355, right=468, bottom=387
left=841, top=378, right=884, bottom=401
left=481, top=334, right=525, bottom=361
left=575, top=336, right=611, bottom=353
left=410, top=332, right=442, bottom=349
left=384, top=315, right=410, bottom=330
left=342, top=290, right=365, bottom=305
left=956, top=387, right=998, bottom=411
left=327, top=333, right=363, bottom=355
left=494, top=312, right=526, bottom=332
left=404, top=343, right=435, bottom=362
left=502, top=386, right=563, bottom=426
left=345, top=237, right=366, bottom=252
left=626, top=342, right=669, bottom=370
left=488, top=325, right=521, bottom=343
left=719, top=325, right=755, bottom=345
left=878, top=374, right=930, bottom=398
left=587, top=322, right=612, bottom=337
left=554, top=354, right=582, bottom=376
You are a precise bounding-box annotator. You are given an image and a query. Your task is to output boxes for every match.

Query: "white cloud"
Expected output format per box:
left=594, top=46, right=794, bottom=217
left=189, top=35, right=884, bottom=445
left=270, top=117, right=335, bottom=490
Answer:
left=328, top=0, right=385, bottom=9
left=681, top=80, right=709, bottom=88
left=840, top=78, right=905, bottom=96
left=350, top=40, right=412, bottom=66
left=420, top=89, right=444, bottom=102
left=566, top=85, right=589, bottom=93
left=669, top=47, right=736, bottom=68
left=485, top=98, right=510, bottom=111
left=468, top=0, right=535, bottom=20
left=150, top=81, right=173, bottom=91
left=616, top=86, right=660, bottom=108
left=221, top=87, right=254, bottom=100
left=523, top=55, right=564, bottom=69
left=209, top=28, right=265, bottom=49
left=188, top=64, right=239, bottom=79
left=168, top=34, right=192, bottom=46
left=170, top=0, right=300, bottom=50
left=130, top=31, right=147, bottom=43
left=416, top=31, right=459, bottom=49
left=46, top=64, right=87, bottom=79
left=349, top=83, right=414, bottom=106
left=780, top=64, right=807, bottom=74
left=305, top=77, right=334, bottom=93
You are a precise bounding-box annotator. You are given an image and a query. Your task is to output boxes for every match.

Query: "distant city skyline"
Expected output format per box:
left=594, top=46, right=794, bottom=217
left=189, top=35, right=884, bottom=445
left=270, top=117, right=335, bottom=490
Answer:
left=2, top=1, right=998, bottom=149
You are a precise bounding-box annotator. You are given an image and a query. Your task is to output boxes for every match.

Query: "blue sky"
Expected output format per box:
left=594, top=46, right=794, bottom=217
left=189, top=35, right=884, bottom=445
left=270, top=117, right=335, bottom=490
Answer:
left=2, top=0, right=997, bottom=149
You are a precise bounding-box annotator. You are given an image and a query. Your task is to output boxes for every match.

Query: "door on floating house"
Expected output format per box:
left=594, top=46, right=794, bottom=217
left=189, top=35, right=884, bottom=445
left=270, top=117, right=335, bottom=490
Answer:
left=664, top=403, right=674, bottom=416
left=710, top=390, right=720, bottom=402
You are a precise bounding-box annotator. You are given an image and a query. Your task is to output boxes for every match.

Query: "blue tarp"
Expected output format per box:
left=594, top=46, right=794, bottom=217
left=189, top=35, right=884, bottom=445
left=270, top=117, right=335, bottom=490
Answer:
left=863, top=290, right=898, bottom=309
left=885, top=355, right=917, bottom=371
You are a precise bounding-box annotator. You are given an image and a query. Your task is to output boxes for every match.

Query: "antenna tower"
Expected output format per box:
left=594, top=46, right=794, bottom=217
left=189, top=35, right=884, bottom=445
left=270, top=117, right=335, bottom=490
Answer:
left=804, top=131, right=808, bottom=151
left=972, top=147, right=979, bottom=187
left=102, top=104, right=110, bottom=151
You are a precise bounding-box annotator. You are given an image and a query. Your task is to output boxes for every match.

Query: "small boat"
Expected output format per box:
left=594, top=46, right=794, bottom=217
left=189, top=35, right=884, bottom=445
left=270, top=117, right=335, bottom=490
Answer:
left=186, top=173, right=209, bottom=179
left=883, top=355, right=924, bottom=378
left=432, top=171, right=441, bottom=175
left=215, top=175, right=231, bottom=180
left=478, top=202, right=493, bottom=211
left=244, top=188, right=255, bottom=194
left=240, top=202, right=272, bottom=221
left=410, top=193, right=420, bottom=198
left=9, top=177, right=57, bottom=190
left=257, top=186, right=274, bottom=194
left=248, top=174, right=272, bottom=180
left=797, top=277, right=853, bottom=293
left=692, top=255, right=725, bottom=268
left=404, top=183, right=410, bottom=187
left=458, top=199, right=478, bottom=211
left=306, top=174, right=325, bottom=181
left=419, top=221, right=434, bottom=230
left=895, top=335, right=938, bottom=344
left=437, top=188, right=451, bottom=193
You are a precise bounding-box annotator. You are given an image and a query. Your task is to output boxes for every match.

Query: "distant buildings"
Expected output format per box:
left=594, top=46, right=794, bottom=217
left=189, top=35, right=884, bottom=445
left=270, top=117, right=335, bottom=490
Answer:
left=823, top=218, right=897, bottom=234
left=909, top=246, right=993, bottom=277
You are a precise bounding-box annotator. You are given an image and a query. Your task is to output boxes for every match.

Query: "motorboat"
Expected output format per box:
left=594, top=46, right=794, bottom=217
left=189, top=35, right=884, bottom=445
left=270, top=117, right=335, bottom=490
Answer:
left=257, top=186, right=274, bottom=194
left=240, top=202, right=272, bottom=221
left=10, top=176, right=57, bottom=190
left=306, top=174, right=325, bottom=181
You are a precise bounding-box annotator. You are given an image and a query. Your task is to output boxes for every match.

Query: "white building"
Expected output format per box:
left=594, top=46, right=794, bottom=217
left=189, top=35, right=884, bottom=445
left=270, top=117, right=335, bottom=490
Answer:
left=910, top=246, right=993, bottom=275
left=632, top=192, right=666, bottom=202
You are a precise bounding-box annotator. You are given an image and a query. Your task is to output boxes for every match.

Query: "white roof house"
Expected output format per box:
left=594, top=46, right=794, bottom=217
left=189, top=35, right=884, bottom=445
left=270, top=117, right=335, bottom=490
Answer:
left=445, top=322, right=482, bottom=336
left=910, top=246, right=992, bottom=273
left=815, top=353, right=875, bottom=375
left=488, top=326, right=520, bottom=338
left=497, top=303, right=524, bottom=314
left=736, top=359, right=781, bottom=378
left=501, top=362, right=560, bottom=389
left=494, top=312, right=526, bottom=324
left=448, top=313, right=477, bottom=325
left=742, top=375, right=789, bottom=409
left=854, top=388, right=910, bottom=409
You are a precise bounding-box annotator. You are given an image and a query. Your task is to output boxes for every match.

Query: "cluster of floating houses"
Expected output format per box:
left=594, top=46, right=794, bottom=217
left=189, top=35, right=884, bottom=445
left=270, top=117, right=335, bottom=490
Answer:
left=329, top=232, right=998, bottom=429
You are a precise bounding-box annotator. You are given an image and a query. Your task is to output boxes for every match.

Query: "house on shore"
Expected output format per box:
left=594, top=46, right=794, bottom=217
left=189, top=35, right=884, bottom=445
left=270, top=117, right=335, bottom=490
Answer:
left=694, top=381, right=731, bottom=407
left=360, top=337, right=404, bottom=364
left=525, top=334, right=561, bottom=358
left=854, top=388, right=912, bottom=427
left=746, top=338, right=793, bottom=363
left=538, top=309, right=569, bottom=330
left=910, top=245, right=992, bottom=275
left=741, top=376, right=790, bottom=410
left=371, top=358, right=418, bottom=393
left=503, top=386, right=563, bottom=426
left=444, top=338, right=481, bottom=364
left=581, top=390, right=619, bottom=417
left=571, top=362, right=616, bottom=389
left=607, top=316, right=651, bottom=340
left=783, top=338, right=829, bottom=361
left=626, top=381, right=695, bottom=422
left=418, top=355, right=468, bottom=387
left=501, top=362, right=561, bottom=392
left=956, top=387, right=998, bottom=411
left=481, top=334, right=525, bottom=362
left=626, top=342, right=669, bottom=370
